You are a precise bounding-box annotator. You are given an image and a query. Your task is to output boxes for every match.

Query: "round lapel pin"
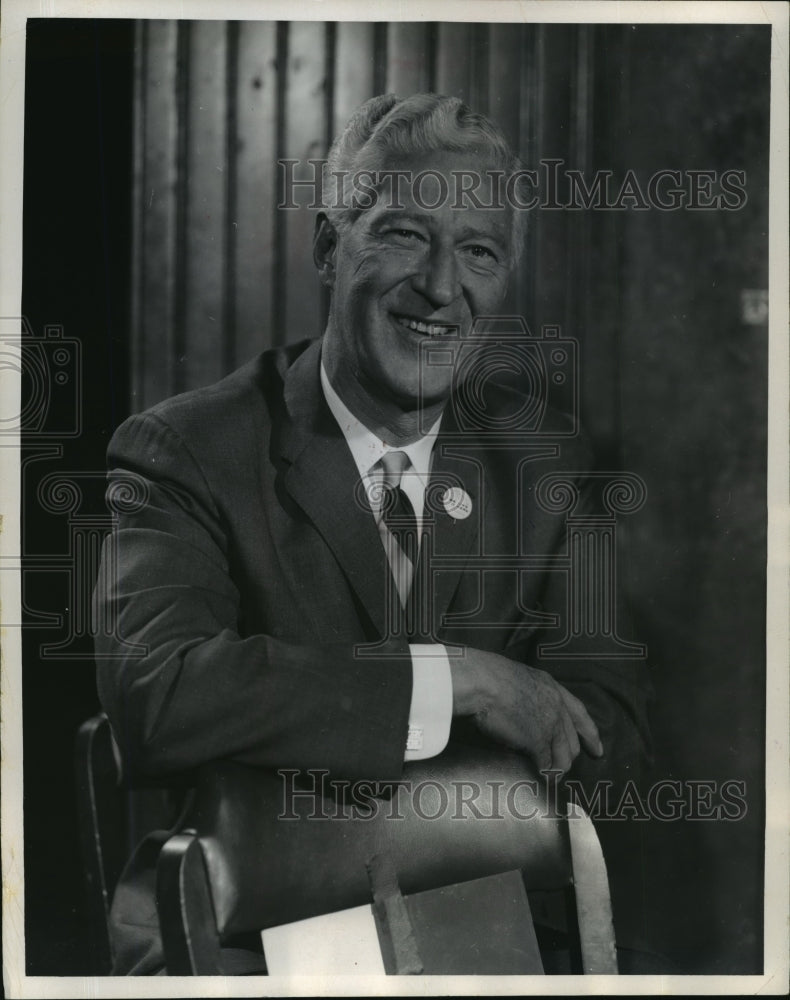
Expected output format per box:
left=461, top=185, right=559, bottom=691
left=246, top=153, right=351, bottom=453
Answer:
left=442, top=487, right=472, bottom=520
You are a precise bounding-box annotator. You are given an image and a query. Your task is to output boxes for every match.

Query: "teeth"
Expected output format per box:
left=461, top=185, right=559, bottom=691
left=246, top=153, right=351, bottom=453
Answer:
left=396, top=315, right=452, bottom=337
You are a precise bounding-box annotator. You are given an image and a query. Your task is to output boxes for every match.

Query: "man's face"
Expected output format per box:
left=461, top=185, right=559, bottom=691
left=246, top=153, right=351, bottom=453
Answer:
left=322, top=150, right=514, bottom=415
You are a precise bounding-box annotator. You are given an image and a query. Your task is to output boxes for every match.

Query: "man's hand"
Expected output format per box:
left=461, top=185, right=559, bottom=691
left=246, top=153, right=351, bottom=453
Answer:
left=450, top=647, right=603, bottom=773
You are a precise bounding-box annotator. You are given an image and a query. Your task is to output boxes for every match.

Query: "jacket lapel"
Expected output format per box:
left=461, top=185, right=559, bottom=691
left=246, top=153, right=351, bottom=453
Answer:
left=416, top=410, right=487, bottom=641
left=275, top=341, right=491, bottom=641
left=276, top=341, right=391, bottom=636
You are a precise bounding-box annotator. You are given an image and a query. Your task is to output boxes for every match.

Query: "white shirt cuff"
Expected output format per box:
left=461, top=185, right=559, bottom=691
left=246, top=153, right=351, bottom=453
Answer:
left=404, top=644, right=453, bottom=760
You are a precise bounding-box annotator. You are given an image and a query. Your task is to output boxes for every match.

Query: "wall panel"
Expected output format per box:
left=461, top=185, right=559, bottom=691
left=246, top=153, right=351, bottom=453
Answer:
left=386, top=23, right=430, bottom=95
left=529, top=24, right=575, bottom=336
left=233, top=21, right=279, bottom=366
left=132, top=20, right=179, bottom=411
left=333, top=23, right=375, bottom=135
left=435, top=23, right=470, bottom=98
left=615, top=26, right=770, bottom=968
left=281, top=22, right=329, bottom=346
left=581, top=24, right=629, bottom=455
left=488, top=25, right=523, bottom=155
left=180, top=21, right=229, bottom=391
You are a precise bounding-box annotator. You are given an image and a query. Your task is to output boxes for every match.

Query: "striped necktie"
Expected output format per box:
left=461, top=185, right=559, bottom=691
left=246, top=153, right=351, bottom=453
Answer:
left=378, top=450, right=418, bottom=608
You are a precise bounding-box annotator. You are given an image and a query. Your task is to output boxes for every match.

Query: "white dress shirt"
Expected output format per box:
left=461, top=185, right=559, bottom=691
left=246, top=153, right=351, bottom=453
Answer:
left=320, top=362, right=453, bottom=761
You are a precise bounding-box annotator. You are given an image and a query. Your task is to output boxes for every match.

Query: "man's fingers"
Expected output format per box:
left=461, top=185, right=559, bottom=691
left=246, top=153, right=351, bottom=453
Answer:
left=557, top=686, right=603, bottom=757
left=559, top=704, right=580, bottom=761
left=535, top=744, right=553, bottom=772
left=550, top=725, right=573, bottom=774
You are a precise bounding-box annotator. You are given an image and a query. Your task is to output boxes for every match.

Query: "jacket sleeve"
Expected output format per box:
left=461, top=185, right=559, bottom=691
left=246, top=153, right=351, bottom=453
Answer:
left=92, top=410, right=414, bottom=784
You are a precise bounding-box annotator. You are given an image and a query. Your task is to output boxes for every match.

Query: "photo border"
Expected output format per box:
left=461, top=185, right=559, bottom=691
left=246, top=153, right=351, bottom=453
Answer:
left=2, top=1, right=787, bottom=996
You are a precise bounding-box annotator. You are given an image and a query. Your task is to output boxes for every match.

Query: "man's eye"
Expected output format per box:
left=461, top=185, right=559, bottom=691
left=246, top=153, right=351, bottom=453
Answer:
left=466, top=244, right=497, bottom=261
left=387, top=228, right=424, bottom=242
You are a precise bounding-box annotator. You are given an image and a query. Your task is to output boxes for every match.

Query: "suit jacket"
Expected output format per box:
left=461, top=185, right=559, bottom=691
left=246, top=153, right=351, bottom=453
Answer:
left=94, top=336, right=653, bottom=971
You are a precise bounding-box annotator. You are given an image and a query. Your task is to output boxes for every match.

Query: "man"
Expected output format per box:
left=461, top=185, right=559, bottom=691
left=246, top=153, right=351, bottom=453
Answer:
left=94, top=93, right=652, bottom=974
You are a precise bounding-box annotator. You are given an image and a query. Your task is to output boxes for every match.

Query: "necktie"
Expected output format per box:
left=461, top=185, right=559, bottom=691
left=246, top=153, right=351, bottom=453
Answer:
left=378, top=450, right=418, bottom=609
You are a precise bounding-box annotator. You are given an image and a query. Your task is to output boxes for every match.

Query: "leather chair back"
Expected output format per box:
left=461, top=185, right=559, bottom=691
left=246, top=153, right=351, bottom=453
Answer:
left=183, top=741, right=571, bottom=938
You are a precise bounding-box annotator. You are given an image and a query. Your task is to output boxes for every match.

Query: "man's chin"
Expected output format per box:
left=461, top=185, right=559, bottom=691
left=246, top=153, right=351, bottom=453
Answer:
left=388, top=378, right=453, bottom=420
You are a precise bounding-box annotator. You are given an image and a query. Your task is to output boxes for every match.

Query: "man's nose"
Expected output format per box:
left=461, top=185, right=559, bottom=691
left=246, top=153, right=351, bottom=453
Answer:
left=412, top=244, right=461, bottom=309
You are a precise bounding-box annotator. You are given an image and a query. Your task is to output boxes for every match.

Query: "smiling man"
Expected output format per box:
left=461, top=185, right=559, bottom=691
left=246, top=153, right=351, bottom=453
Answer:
left=94, top=93, right=652, bottom=974
left=316, top=149, right=514, bottom=428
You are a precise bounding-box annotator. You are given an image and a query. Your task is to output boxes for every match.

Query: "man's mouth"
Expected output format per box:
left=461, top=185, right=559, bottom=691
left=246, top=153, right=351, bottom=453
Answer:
left=393, top=313, right=456, bottom=337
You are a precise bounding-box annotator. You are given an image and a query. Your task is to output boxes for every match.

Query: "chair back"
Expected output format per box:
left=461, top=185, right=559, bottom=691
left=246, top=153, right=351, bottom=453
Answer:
left=74, top=715, right=126, bottom=972
left=184, top=741, right=572, bottom=938
left=74, top=713, right=182, bottom=973
left=158, top=739, right=619, bottom=974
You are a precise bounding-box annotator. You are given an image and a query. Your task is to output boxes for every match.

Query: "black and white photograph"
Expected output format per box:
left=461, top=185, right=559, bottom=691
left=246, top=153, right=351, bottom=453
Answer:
left=1, top=0, right=788, bottom=995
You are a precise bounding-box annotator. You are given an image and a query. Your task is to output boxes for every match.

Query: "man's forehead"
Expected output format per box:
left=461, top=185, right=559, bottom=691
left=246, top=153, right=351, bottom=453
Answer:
left=359, top=150, right=513, bottom=239
left=374, top=150, right=506, bottom=193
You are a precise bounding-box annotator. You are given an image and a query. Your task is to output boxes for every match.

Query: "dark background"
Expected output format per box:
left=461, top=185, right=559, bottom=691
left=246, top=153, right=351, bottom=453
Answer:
left=21, top=19, right=133, bottom=977
left=20, top=18, right=769, bottom=975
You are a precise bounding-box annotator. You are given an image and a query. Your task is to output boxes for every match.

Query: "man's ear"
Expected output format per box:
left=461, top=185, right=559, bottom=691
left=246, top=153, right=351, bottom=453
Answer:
left=313, top=213, right=338, bottom=289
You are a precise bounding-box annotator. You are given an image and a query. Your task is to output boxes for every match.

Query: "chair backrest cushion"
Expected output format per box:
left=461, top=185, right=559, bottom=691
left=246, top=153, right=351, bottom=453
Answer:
left=185, top=740, right=572, bottom=938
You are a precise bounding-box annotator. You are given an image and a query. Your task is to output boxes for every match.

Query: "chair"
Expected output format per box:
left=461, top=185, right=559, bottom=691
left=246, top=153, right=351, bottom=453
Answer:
left=74, top=713, right=183, bottom=974
left=155, top=740, right=619, bottom=976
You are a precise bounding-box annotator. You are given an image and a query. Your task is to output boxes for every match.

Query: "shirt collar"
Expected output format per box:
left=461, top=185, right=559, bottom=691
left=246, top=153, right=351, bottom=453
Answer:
left=320, top=361, right=442, bottom=485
